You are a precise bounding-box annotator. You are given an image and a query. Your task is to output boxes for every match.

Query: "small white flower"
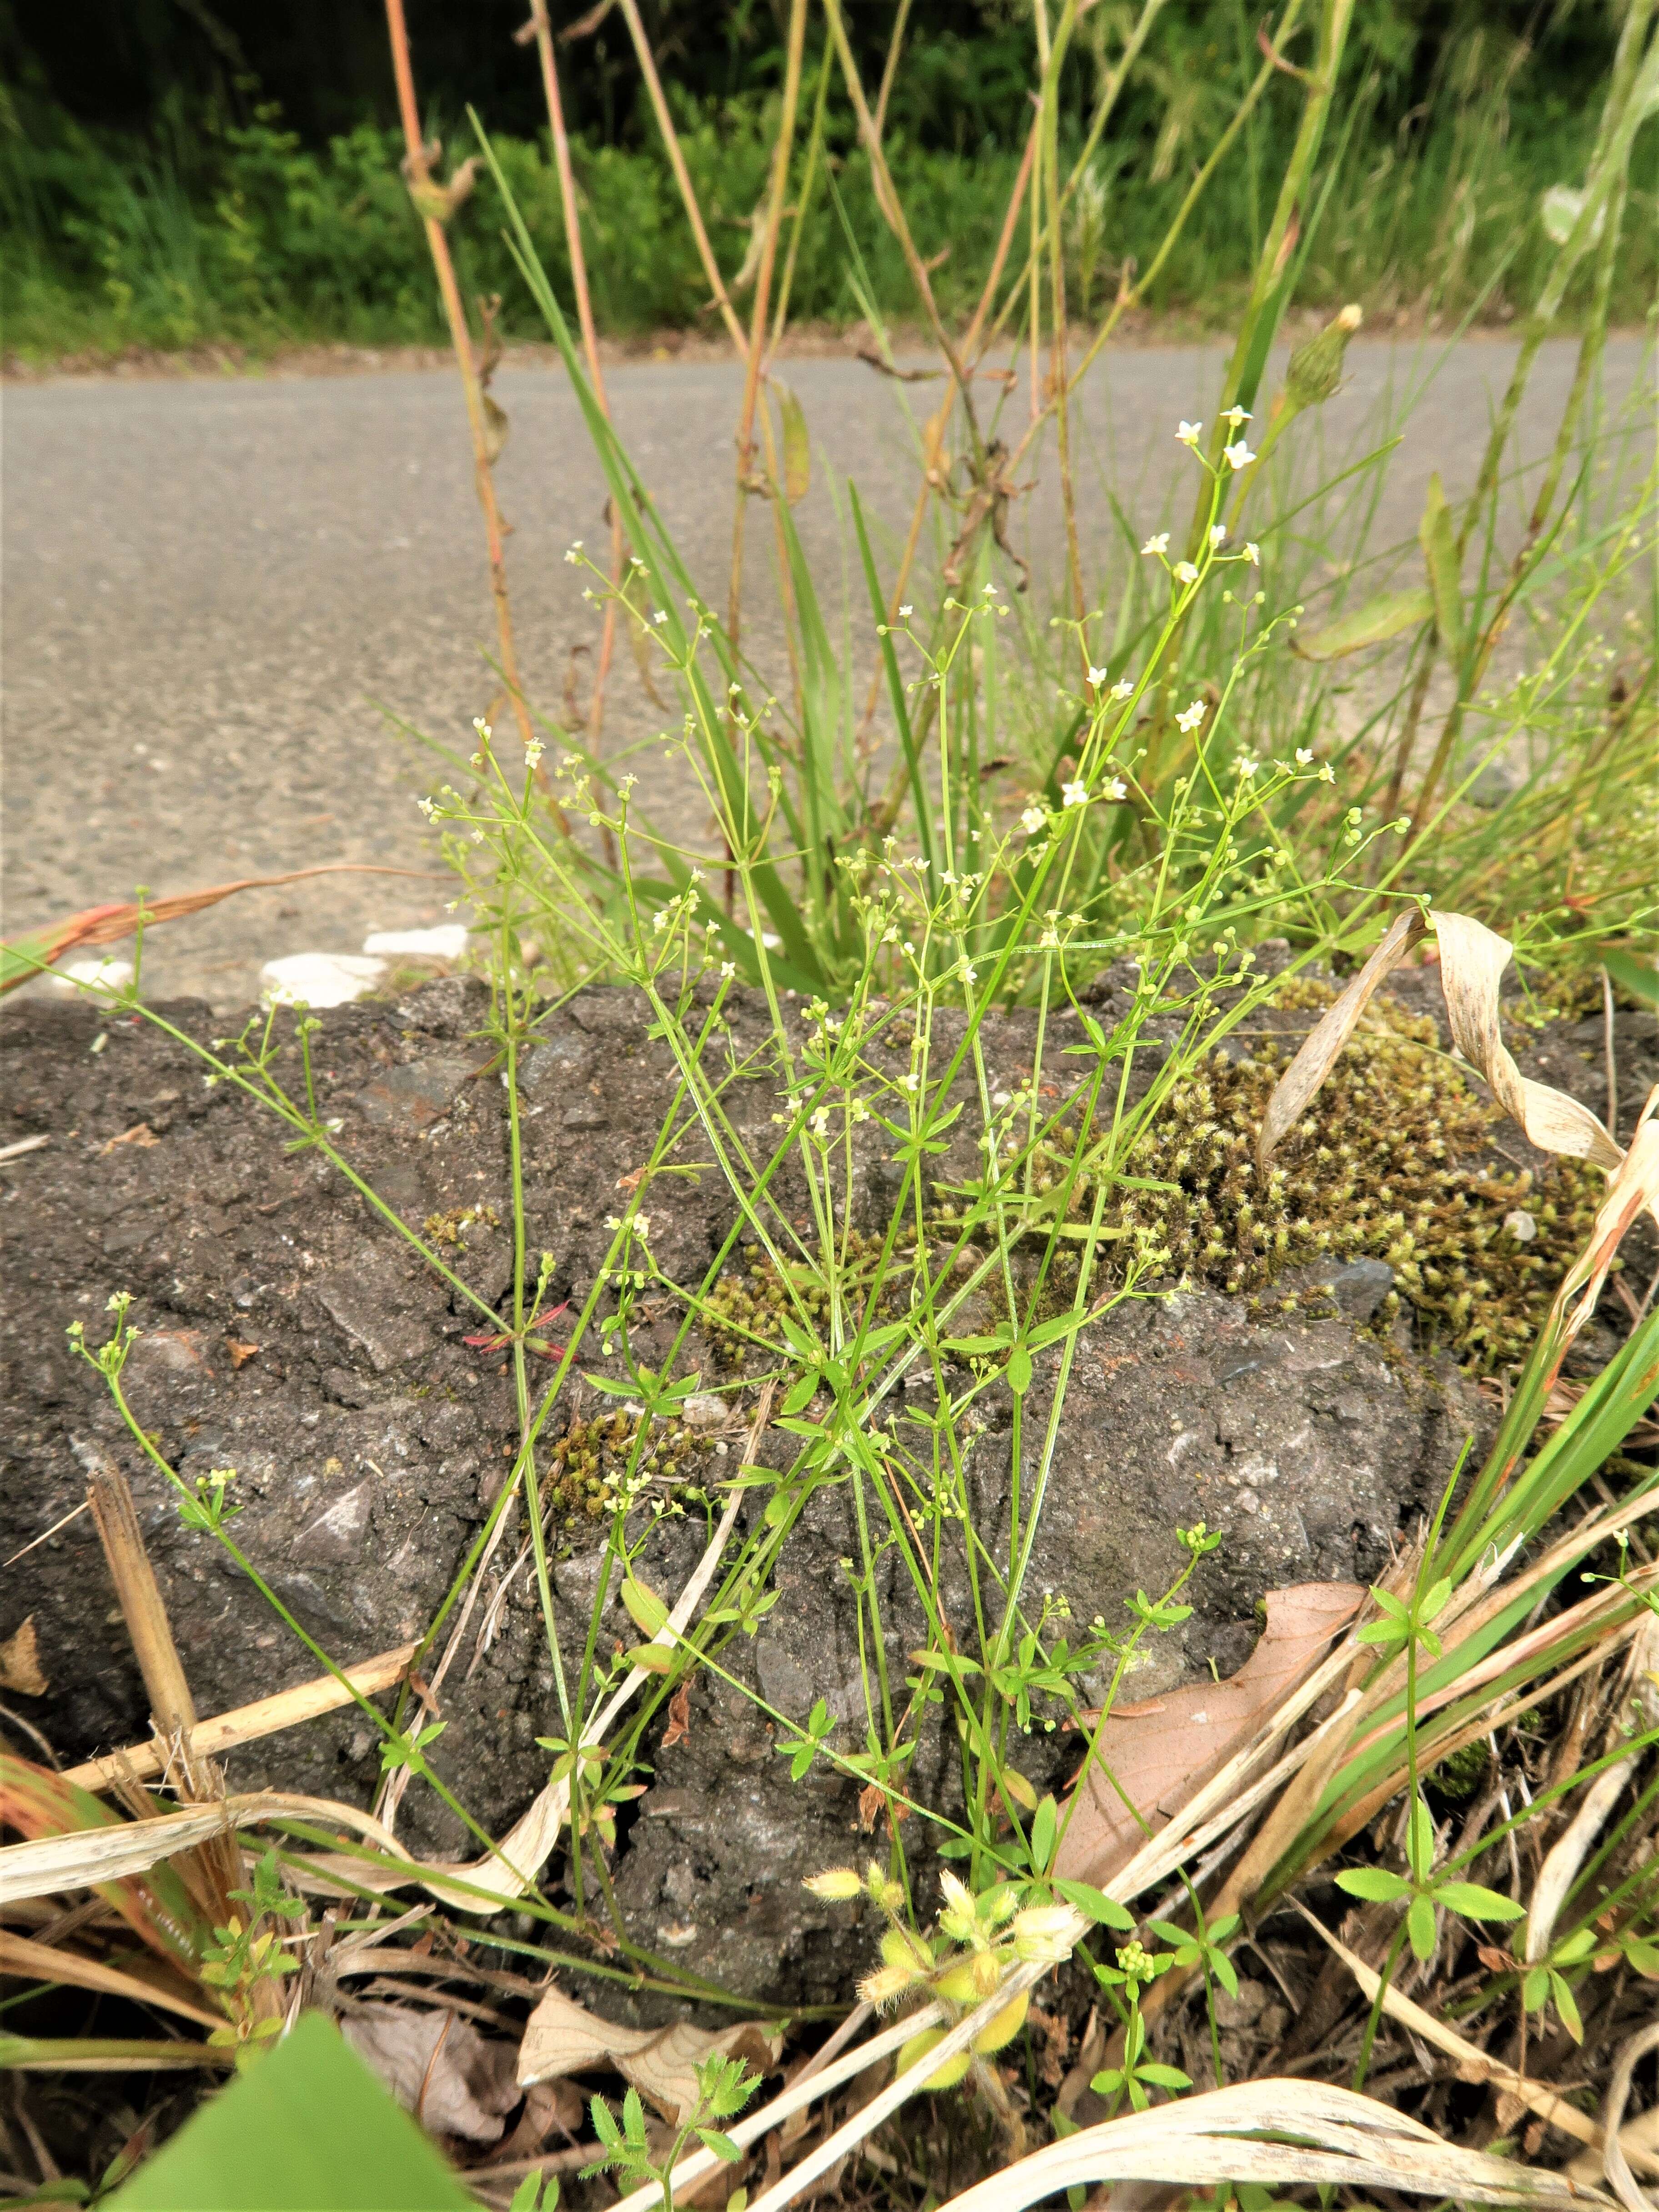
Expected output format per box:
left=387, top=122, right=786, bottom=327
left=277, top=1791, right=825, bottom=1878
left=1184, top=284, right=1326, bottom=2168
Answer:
left=1243, top=541, right=1261, bottom=566
left=1295, top=747, right=1314, bottom=766
left=1061, top=780, right=1088, bottom=808
left=1317, top=761, right=1336, bottom=784
left=524, top=740, right=544, bottom=769
left=900, top=1071, right=920, bottom=1091
left=719, top=961, right=736, bottom=980
left=1104, top=777, right=1127, bottom=801
left=1176, top=699, right=1206, bottom=733
left=1141, top=532, right=1169, bottom=557
left=618, top=772, right=638, bottom=794
left=983, top=582, right=998, bottom=596
left=1039, top=928, right=1060, bottom=950
left=1222, top=405, right=1252, bottom=429
left=652, top=609, right=668, bottom=625
left=961, top=963, right=979, bottom=985
left=1223, top=440, right=1256, bottom=472
left=1237, top=755, right=1259, bottom=778
left=898, top=603, right=913, bottom=618
left=563, top=541, right=583, bottom=563
left=417, top=795, right=436, bottom=819
left=1020, top=804, right=1047, bottom=834
left=1175, top=420, right=1202, bottom=447
left=472, top=716, right=493, bottom=739
left=633, top=1215, right=652, bottom=1241
left=1087, top=664, right=1109, bottom=686
left=1209, top=524, right=1227, bottom=548
left=1109, top=678, right=1134, bottom=702
left=1173, top=560, right=1199, bottom=585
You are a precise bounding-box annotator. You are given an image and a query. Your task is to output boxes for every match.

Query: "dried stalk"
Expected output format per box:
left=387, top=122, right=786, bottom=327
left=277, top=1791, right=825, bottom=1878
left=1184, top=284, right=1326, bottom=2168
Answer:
left=59, top=1642, right=419, bottom=1796
left=518, top=0, right=623, bottom=823
left=382, top=0, right=540, bottom=762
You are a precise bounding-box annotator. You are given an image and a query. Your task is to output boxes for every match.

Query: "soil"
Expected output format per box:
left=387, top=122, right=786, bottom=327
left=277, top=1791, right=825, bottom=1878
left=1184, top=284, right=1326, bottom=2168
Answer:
left=1, top=973, right=1652, bottom=2011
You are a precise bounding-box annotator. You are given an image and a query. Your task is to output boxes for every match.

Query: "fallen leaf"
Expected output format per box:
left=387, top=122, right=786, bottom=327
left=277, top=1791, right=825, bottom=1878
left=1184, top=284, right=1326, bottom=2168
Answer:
left=0, top=1617, right=48, bottom=1697
left=857, top=1781, right=882, bottom=1834
left=342, top=2005, right=520, bottom=2144
left=661, top=1682, right=692, bottom=1751
left=102, top=1122, right=159, bottom=1153
left=226, top=1338, right=260, bottom=1369
left=1053, top=1584, right=1364, bottom=1888
left=516, top=1987, right=781, bottom=2118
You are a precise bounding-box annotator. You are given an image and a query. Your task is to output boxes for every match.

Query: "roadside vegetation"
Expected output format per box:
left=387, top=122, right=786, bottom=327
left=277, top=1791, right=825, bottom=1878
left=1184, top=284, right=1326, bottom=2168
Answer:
left=4, top=1, right=1657, bottom=360
left=2, top=0, right=1657, bottom=2203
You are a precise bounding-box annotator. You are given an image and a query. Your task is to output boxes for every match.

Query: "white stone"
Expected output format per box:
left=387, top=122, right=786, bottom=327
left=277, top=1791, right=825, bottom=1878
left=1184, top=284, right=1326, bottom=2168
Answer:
left=362, top=925, right=470, bottom=960
left=260, top=953, right=387, bottom=1008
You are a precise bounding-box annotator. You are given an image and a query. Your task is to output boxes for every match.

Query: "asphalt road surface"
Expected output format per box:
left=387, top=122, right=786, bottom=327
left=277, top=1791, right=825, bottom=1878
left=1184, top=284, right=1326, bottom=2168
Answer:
left=4, top=334, right=1650, bottom=1006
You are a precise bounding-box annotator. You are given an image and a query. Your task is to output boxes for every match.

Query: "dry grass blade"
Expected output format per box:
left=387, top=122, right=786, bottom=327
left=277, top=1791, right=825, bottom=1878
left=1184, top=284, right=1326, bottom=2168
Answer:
left=1291, top=1902, right=1659, bottom=2183
left=0, top=1928, right=223, bottom=2033
left=1256, top=909, right=1426, bottom=1168
left=930, top=2079, right=1612, bottom=2209
left=57, top=1642, right=419, bottom=1796
left=517, top=1987, right=782, bottom=2120
left=1603, top=2021, right=1659, bottom=2212
left=0, top=865, right=436, bottom=995
left=0, top=1793, right=287, bottom=1904
left=1526, top=1612, right=1659, bottom=1962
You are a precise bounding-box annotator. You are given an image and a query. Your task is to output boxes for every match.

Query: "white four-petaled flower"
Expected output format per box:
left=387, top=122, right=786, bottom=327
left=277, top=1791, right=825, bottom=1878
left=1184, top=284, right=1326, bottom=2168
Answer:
left=1209, top=524, right=1227, bottom=547
left=1243, top=541, right=1261, bottom=566
left=1141, top=532, right=1169, bottom=557
left=1061, top=780, right=1088, bottom=807
left=1020, top=804, right=1047, bottom=834
left=1104, top=777, right=1127, bottom=800
left=1295, top=747, right=1314, bottom=766
left=1173, top=560, right=1199, bottom=585
left=1222, top=405, right=1252, bottom=429
left=1087, top=664, right=1108, bottom=686
left=1110, top=678, right=1134, bottom=701
left=1176, top=699, right=1206, bottom=733
left=1176, top=420, right=1202, bottom=446
left=1223, top=440, right=1256, bottom=472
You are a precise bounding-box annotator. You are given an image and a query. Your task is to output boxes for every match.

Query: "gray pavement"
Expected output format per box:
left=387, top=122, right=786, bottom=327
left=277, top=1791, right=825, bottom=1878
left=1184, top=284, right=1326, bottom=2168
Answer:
left=3, top=334, right=1650, bottom=1005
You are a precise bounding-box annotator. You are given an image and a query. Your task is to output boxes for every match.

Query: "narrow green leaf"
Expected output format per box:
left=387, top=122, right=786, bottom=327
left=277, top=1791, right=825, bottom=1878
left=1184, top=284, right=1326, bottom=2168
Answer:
left=1290, top=587, right=1434, bottom=662
left=1419, top=471, right=1464, bottom=661
left=1054, top=1880, right=1134, bottom=1930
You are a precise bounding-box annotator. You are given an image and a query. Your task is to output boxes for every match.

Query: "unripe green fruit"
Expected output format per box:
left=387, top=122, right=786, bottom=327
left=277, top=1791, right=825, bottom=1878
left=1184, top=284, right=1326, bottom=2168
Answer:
left=897, top=2027, right=970, bottom=2091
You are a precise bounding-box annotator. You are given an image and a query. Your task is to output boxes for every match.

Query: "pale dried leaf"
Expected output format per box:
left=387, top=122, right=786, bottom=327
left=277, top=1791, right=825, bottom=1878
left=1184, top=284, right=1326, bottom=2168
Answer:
left=1256, top=911, right=1426, bottom=1170
left=517, top=1986, right=780, bottom=2119
left=1569, top=2109, right=1659, bottom=2191
left=0, top=1616, right=48, bottom=1696
left=774, top=378, right=810, bottom=504
left=343, top=2005, right=520, bottom=2143
left=930, top=2079, right=1609, bottom=2210
left=481, top=392, right=510, bottom=467
left=1053, top=1584, right=1363, bottom=1886
left=1432, top=911, right=1623, bottom=1168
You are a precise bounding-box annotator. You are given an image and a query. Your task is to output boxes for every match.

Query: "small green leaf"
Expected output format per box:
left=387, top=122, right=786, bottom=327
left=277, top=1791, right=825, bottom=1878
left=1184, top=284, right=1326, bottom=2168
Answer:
left=1031, top=1795, right=1057, bottom=1873
left=1006, top=1344, right=1033, bottom=1396
left=1434, top=1881, right=1524, bottom=1922
left=1335, top=1868, right=1412, bottom=1902
left=1054, top=1879, right=1134, bottom=1930
left=698, top=2130, right=742, bottom=2163
left=621, top=1576, right=669, bottom=1637
left=1407, top=1893, right=1438, bottom=1961
left=1551, top=1970, right=1584, bottom=2045
left=780, top=1371, right=819, bottom=1416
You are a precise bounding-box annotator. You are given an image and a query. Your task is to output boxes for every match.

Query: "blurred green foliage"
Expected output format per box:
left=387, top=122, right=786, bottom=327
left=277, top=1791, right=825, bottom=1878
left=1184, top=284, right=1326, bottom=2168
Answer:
left=0, top=1, right=1651, bottom=357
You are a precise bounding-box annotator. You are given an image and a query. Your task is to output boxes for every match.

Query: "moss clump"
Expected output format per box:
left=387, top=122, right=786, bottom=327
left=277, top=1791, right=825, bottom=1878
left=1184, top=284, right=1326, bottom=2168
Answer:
left=1108, top=991, right=1601, bottom=1370
left=545, top=1408, right=711, bottom=1524
left=423, top=1202, right=499, bottom=1250
left=703, top=1227, right=915, bottom=1363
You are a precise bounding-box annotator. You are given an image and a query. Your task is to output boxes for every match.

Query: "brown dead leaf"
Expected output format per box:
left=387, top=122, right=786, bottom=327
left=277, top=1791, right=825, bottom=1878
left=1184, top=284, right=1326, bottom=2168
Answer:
left=857, top=1782, right=882, bottom=1835
left=102, top=1123, right=159, bottom=1153
left=226, top=1338, right=260, bottom=1369
left=342, top=2004, right=520, bottom=2144
left=517, top=1987, right=782, bottom=2118
left=0, top=1617, right=48, bottom=1697
left=1052, top=1583, right=1363, bottom=1887
left=661, top=1682, right=692, bottom=1751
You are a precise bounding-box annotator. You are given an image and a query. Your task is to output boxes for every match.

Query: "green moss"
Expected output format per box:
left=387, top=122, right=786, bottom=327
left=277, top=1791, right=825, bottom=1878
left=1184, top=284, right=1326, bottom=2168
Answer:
left=544, top=1408, right=712, bottom=1524
left=703, top=1228, right=914, bottom=1363
left=1106, top=987, right=1601, bottom=1370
